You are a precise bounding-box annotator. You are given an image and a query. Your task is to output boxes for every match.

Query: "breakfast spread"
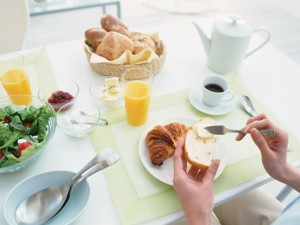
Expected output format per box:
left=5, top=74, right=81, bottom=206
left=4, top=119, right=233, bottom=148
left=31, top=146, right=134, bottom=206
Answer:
left=98, top=77, right=123, bottom=102
left=85, top=14, right=160, bottom=62
left=146, top=122, right=188, bottom=166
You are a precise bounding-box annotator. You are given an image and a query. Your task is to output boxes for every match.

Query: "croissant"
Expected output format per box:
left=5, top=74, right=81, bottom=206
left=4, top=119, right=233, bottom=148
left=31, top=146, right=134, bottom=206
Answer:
left=146, top=123, right=188, bottom=166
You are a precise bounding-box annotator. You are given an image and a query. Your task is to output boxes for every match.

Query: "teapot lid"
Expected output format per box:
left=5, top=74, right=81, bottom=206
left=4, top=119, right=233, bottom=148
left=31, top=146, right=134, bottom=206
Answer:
left=214, top=15, right=252, bottom=36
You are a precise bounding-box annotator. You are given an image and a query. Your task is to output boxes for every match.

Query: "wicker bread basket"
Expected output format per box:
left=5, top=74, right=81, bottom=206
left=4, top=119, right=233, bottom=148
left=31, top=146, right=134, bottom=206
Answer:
left=84, top=41, right=166, bottom=77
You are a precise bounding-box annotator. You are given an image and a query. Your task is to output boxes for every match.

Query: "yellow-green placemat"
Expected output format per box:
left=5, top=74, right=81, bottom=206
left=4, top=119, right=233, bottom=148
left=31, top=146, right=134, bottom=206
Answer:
left=89, top=72, right=300, bottom=225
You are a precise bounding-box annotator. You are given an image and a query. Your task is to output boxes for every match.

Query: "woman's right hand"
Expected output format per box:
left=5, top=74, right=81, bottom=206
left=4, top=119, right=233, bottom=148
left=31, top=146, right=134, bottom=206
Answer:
left=236, top=114, right=290, bottom=182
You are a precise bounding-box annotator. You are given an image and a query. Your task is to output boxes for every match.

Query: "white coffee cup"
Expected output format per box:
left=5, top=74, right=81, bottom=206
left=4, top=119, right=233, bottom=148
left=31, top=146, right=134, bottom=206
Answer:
left=201, top=75, right=235, bottom=107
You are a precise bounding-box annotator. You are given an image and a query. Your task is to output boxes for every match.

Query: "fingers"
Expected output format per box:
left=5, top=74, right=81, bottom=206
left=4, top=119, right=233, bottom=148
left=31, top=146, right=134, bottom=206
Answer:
left=246, top=113, right=267, bottom=125
left=173, top=138, right=186, bottom=175
left=236, top=114, right=272, bottom=141
left=250, top=128, right=269, bottom=154
left=196, top=160, right=220, bottom=182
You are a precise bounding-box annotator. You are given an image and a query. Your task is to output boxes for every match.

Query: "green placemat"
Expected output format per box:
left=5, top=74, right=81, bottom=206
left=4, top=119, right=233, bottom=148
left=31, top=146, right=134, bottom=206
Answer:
left=88, top=72, right=300, bottom=225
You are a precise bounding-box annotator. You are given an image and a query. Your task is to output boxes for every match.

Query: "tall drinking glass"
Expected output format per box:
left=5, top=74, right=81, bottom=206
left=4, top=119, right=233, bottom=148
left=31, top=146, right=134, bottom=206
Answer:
left=0, top=54, right=32, bottom=105
left=122, top=68, right=153, bottom=126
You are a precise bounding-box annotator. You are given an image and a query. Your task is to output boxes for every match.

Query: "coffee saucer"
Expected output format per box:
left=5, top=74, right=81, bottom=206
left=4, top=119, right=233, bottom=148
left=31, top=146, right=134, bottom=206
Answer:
left=188, top=86, right=236, bottom=115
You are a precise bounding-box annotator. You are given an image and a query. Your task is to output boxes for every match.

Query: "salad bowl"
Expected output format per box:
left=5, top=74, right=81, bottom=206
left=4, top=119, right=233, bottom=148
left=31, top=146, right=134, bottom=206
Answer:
left=0, top=95, right=56, bottom=173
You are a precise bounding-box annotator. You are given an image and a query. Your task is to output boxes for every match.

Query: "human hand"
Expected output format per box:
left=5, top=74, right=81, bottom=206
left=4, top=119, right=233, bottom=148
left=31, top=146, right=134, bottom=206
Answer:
left=173, top=138, right=220, bottom=225
left=236, top=113, right=289, bottom=182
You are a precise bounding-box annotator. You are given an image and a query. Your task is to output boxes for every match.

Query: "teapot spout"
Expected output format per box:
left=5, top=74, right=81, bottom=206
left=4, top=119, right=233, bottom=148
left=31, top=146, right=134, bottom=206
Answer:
left=192, top=21, right=211, bottom=57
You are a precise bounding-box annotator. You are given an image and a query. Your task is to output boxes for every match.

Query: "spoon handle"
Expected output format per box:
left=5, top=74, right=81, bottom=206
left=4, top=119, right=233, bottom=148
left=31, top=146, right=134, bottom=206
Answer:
left=70, top=148, right=114, bottom=184
left=70, top=154, right=120, bottom=193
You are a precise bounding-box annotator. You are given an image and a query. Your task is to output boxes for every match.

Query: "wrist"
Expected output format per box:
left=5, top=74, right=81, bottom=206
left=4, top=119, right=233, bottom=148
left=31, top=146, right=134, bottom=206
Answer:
left=279, top=164, right=300, bottom=192
left=185, top=210, right=211, bottom=225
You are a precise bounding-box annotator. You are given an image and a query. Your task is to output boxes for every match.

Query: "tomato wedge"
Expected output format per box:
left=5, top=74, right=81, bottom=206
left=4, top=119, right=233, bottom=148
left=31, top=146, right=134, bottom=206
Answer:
left=18, top=142, right=32, bottom=154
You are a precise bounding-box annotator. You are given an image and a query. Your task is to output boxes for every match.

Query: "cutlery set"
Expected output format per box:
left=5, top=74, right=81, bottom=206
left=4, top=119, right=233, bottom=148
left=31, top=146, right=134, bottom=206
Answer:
left=205, top=94, right=275, bottom=137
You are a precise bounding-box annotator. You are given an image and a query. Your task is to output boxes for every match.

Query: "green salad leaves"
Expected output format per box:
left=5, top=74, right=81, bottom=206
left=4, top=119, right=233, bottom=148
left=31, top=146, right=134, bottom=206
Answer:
left=0, top=105, right=55, bottom=168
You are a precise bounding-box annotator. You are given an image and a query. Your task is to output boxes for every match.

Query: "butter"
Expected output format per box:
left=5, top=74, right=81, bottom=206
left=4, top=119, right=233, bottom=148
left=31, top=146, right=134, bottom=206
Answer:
left=98, top=77, right=123, bottom=102
left=193, top=118, right=216, bottom=139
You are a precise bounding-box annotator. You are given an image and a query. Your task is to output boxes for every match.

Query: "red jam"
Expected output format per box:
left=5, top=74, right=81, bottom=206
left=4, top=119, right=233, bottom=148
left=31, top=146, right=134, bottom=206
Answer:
left=48, top=91, right=74, bottom=111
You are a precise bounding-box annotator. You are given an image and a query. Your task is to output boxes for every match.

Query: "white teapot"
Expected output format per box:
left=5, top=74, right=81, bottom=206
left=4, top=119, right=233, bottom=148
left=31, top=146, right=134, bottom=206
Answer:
left=193, top=15, right=271, bottom=74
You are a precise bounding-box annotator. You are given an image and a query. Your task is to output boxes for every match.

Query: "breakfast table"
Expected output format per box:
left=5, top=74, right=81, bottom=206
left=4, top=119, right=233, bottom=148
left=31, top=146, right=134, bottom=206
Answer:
left=1, top=18, right=300, bottom=225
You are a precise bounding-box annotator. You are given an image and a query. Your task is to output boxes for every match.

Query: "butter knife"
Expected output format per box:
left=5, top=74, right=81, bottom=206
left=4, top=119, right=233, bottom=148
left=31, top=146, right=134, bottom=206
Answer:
left=205, top=125, right=275, bottom=137
left=239, top=94, right=258, bottom=117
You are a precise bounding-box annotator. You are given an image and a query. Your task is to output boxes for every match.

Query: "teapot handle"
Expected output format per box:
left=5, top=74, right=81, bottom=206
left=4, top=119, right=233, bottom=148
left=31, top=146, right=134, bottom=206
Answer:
left=245, top=27, right=271, bottom=58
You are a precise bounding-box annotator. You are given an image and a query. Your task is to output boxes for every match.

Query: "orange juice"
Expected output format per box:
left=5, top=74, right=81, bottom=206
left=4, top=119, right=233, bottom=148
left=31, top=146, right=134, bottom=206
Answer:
left=1, top=69, right=32, bottom=105
left=124, top=81, right=151, bottom=125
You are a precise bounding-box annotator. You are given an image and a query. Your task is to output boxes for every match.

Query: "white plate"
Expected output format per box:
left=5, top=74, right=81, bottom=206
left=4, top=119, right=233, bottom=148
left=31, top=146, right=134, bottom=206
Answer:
left=188, top=86, right=236, bottom=115
left=4, top=170, right=90, bottom=225
left=139, top=117, right=227, bottom=185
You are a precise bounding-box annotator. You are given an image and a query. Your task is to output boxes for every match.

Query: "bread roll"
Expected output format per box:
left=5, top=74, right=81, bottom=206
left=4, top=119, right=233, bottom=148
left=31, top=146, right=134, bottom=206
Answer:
left=101, top=14, right=131, bottom=37
left=184, top=118, right=218, bottom=170
left=132, top=35, right=157, bottom=54
left=85, top=28, right=107, bottom=50
left=96, top=31, right=134, bottom=61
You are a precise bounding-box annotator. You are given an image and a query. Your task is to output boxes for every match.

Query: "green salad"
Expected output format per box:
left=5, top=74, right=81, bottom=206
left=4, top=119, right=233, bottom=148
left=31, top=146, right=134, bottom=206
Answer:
left=0, top=105, right=55, bottom=168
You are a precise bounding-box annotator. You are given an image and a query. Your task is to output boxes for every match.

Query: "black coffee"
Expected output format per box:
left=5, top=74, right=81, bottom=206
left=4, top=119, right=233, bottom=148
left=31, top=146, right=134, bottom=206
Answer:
left=204, top=83, right=224, bottom=93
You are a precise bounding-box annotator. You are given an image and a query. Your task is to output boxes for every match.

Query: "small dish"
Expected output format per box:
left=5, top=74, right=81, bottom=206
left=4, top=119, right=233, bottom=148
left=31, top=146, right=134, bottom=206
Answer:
left=57, top=101, right=106, bottom=137
left=89, top=76, right=123, bottom=109
left=139, top=117, right=227, bottom=185
left=4, top=170, right=90, bottom=225
left=38, top=78, right=79, bottom=111
left=188, top=86, right=236, bottom=115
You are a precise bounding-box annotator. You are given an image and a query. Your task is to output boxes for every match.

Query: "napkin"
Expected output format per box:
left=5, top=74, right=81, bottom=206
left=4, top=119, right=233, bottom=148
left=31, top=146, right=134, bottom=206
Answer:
left=86, top=32, right=161, bottom=65
left=89, top=47, right=159, bottom=65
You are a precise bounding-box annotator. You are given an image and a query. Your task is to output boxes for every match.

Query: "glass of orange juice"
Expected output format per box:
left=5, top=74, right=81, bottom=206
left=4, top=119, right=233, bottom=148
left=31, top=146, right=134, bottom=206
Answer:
left=0, top=54, right=32, bottom=105
left=122, top=68, right=154, bottom=126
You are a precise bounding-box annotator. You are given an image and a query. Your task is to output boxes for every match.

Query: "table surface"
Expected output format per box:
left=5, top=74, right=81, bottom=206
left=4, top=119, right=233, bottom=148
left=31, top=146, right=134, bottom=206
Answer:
left=1, top=19, right=300, bottom=225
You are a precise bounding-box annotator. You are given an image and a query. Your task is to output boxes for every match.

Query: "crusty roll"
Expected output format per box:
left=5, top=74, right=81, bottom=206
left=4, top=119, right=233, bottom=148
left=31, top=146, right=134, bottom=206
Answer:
left=96, top=31, right=134, bottom=61
left=146, top=123, right=188, bottom=166
left=101, top=14, right=131, bottom=37
left=132, top=35, right=157, bottom=54
left=85, top=27, right=108, bottom=50
left=184, top=118, right=218, bottom=170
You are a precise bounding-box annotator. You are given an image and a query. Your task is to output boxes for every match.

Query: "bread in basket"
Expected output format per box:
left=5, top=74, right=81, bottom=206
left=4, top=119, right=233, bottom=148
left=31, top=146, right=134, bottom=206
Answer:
left=84, top=14, right=166, bottom=77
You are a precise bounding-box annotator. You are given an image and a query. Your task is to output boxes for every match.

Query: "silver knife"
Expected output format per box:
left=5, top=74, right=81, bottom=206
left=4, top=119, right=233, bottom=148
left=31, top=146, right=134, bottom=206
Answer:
left=205, top=125, right=275, bottom=137
left=239, top=94, right=258, bottom=117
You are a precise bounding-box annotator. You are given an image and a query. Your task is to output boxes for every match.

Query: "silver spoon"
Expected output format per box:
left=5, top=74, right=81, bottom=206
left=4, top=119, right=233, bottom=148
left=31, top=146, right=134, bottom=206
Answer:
left=49, top=153, right=119, bottom=222
left=70, top=119, right=108, bottom=126
left=79, top=111, right=109, bottom=125
left=15, top=148, right=115, bottom=225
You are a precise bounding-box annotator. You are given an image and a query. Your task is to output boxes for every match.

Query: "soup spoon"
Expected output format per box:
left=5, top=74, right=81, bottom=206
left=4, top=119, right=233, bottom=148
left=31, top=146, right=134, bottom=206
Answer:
left=15, top=148, right=117, bottom=225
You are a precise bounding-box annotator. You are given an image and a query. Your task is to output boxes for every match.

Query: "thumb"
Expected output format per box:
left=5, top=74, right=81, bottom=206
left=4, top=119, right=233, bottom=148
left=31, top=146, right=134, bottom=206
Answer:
left=250, top=128, right=269, bottom=154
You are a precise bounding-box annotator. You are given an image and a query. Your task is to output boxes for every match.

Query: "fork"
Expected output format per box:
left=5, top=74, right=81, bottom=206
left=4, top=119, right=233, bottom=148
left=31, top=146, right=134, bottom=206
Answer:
left=205, top=125, right=276, bottom=137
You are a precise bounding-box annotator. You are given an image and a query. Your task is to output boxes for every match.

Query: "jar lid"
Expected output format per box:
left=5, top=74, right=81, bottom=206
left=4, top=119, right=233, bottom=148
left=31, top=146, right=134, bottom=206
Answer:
left=214, top=15, right=252, bottom=37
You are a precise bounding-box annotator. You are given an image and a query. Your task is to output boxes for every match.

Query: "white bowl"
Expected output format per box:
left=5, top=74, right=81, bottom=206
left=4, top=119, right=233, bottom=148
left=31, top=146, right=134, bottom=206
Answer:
left=4, top=170, right=90, bottom=225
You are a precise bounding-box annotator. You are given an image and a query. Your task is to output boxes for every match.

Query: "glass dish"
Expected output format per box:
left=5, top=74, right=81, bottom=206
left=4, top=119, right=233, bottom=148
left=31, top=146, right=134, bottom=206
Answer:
left=38, top=78, right=79, bottom=111
left=0, top=95, right=56, bottom=173
left=89, top=76, right=124, bottom=109
left=57, top=101, right=107, bottom=137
